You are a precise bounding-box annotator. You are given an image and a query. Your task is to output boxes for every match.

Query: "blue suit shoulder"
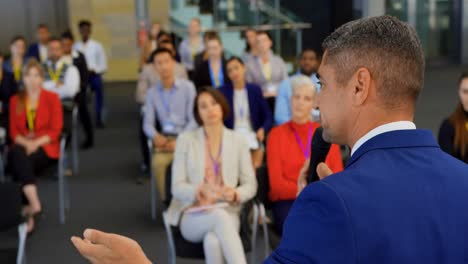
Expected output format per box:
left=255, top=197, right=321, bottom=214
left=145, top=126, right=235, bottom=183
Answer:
left=265, top=176, right=356, bottom=264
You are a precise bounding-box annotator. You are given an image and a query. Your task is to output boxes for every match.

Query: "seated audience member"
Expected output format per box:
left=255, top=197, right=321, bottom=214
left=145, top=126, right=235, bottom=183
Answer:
left=167, top=88, right=257, bottom=264
left=246, top=31, right=288, bottom=111
left=42, top=37, right=80, bottom=100
left=142, top=48, right=197, bottom=200
left=136, top=43, right=188, bottom=173
left=241, top=28, right=258, bottom=63
left=194, top=33, right=228, bottom=90
left=3, top=36, right=27, bottom=83
left=61, top=31, right=94, bottom=149
left=219, top=56, right=272, bottom=168
left=140, top=22, right=161, bottom=69
left=136, top=42, right=188, bottom=105
left=267, top=75, right=343, bottom=236
left=193, top=30, right=217, bottom=69
left=178, top=18, right=204, bottom=78
left=74, top=20, right=108, bottom=128
left=275, top=48, right=321, bottom=125
left=439, top=72, right=468, bottom=163
left=26, top=24, right=50, bottom=62
left=0, top=51, right=18, bottom=134
left=9, top=59, right=63, bottom=233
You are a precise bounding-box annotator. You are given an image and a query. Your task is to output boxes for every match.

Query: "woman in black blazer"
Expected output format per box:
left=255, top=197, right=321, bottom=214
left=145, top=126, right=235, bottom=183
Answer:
left=193, top=33, right=229, bottom=91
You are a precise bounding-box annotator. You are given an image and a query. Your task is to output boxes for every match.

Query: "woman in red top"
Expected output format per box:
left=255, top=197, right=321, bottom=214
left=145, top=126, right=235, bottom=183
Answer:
left=267, top=75, right=343, bottom=235
left=9, top=59, right=63, bottom=233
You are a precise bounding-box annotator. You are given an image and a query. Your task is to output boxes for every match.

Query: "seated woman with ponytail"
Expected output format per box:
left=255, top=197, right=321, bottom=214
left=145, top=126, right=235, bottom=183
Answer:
left=9, top=59, right=63, bottom=233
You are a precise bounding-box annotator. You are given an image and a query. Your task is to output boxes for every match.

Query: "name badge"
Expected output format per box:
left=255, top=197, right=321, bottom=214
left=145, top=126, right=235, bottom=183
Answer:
left=266, top=83, right=277, bottom=93
left=162, top=122, right=176, bottom=134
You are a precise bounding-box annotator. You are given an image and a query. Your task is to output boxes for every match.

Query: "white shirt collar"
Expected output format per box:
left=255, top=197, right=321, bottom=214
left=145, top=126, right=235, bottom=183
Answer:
left=351, top=121, right=416, bottom=156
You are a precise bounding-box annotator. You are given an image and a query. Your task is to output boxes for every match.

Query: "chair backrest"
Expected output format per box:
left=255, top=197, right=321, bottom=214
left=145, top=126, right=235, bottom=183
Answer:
left=0, top=183, right=23, bottom=231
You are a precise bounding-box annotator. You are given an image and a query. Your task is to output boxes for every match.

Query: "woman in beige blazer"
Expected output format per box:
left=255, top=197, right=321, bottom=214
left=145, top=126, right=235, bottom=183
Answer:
left=167, top=88, right=257, bottom=264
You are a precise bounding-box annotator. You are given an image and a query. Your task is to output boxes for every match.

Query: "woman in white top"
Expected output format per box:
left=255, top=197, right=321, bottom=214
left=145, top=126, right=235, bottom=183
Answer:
left=167, top=88, right=257, bottom=264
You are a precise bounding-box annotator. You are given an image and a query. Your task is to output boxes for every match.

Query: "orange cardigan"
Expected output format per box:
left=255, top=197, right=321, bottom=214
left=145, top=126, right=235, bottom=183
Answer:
left=9, top=89, right=63, bottom=159
left=267, top=121, right=344, bottom=202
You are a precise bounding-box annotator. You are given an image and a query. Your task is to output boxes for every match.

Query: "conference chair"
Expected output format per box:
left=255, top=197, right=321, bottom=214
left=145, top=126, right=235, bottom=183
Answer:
left=161, top=163, right=260, bottom=264
left=148, top=139, right=158, bottom=221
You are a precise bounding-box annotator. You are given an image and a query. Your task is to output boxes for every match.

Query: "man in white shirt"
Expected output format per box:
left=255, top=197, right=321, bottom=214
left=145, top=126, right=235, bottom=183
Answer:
left=74, top=20, right=108, bottom=128
left=42, top=38, right=79, bottom=100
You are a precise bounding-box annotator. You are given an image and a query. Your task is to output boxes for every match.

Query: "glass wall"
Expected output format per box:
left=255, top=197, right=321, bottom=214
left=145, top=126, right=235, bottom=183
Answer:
left=386, top=0, right=460, bottom=61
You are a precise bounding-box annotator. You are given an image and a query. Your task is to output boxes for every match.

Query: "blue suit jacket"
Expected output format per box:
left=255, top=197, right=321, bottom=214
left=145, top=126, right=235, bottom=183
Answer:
left=219, top=82, right=273, bottom=132
left=26, top=43, right=40, bottom=61
left=265, top=129, right=468, bottom=264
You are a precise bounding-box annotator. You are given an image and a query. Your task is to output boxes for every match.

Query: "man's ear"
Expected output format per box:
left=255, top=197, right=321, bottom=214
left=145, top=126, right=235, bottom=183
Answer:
left=351, top=67, right=371, bottom=106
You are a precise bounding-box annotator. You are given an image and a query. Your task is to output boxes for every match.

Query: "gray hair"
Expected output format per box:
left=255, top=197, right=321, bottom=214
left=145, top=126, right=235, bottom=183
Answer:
left=291, top=75, right=317, bottom=97
left=322, top=15, right=425, bottom=107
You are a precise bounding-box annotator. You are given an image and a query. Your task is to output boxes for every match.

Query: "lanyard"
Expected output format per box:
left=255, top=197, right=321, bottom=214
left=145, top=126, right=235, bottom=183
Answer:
left=47, top=62, right=64, bottom=83
left=235, top=90, right=247, bottom=119
left=208, top=60, right=224, bottom=88
left=289, top=122, right=313, bottom=158
left=25, top=99, right=37, bottom=132
left=204, top=130, right=223, bottom=177
left=157, top=85, right=176, bottom=114
left=13, top=65, right=21, bottom=82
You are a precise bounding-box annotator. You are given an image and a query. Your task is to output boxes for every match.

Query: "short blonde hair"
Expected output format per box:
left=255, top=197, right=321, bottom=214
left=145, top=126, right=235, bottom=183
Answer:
left=291, top=75, right=317, bottom=96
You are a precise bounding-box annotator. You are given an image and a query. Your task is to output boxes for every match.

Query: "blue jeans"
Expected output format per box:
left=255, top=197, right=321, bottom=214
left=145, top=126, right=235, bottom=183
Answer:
left=272, top=200, right=295, bottom=236
left=89, top=73, right=104, bottom=122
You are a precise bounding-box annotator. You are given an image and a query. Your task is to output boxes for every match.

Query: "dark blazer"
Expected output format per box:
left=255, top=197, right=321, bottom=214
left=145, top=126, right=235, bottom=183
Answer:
left=265, top=129, right=468, bottom=264
left=0, top=70, right=18, bottom=128
left=73, top=51, right=89, bottom=92
left=193, top=59, right=228, bottom=90
left=219, top=82, right=272, bottom=133
left=26, top=43, right=40, bottom=61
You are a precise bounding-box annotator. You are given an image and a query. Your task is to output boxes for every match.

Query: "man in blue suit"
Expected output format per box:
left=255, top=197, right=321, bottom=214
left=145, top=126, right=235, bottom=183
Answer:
left=26, top=24, right=50, bottom=62
left=265, top=15, right=468, bottom=264
left=70, top=15, right=468, bottom=264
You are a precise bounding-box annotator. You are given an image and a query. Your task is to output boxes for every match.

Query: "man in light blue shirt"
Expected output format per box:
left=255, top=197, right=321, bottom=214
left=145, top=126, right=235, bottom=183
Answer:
left=143, top=47, right=197, bottom=200
left=275, top=48, right=321, bottom=125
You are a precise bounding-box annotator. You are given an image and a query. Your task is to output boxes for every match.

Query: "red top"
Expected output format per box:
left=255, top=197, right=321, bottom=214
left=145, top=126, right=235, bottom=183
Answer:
left=9, top=89, right=63, bottom=159
left=267, top=121, right=344, bottom=202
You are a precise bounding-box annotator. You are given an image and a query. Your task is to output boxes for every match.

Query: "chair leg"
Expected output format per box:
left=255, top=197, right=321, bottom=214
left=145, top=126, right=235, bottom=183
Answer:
left=17, top=223, right=28, bottom=264
left=150, top=174, right=157, bottom=221
left=162, top=212, right=176, bottom=264
left=72, top=107, right=79, bottom=175
left=58, top=138, right=67, bottom=224
left=148, top=140, right=157, bottom=221
left=250, top=204, right=259, bottom=264
left=259, top=203, right=271, bottom=258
